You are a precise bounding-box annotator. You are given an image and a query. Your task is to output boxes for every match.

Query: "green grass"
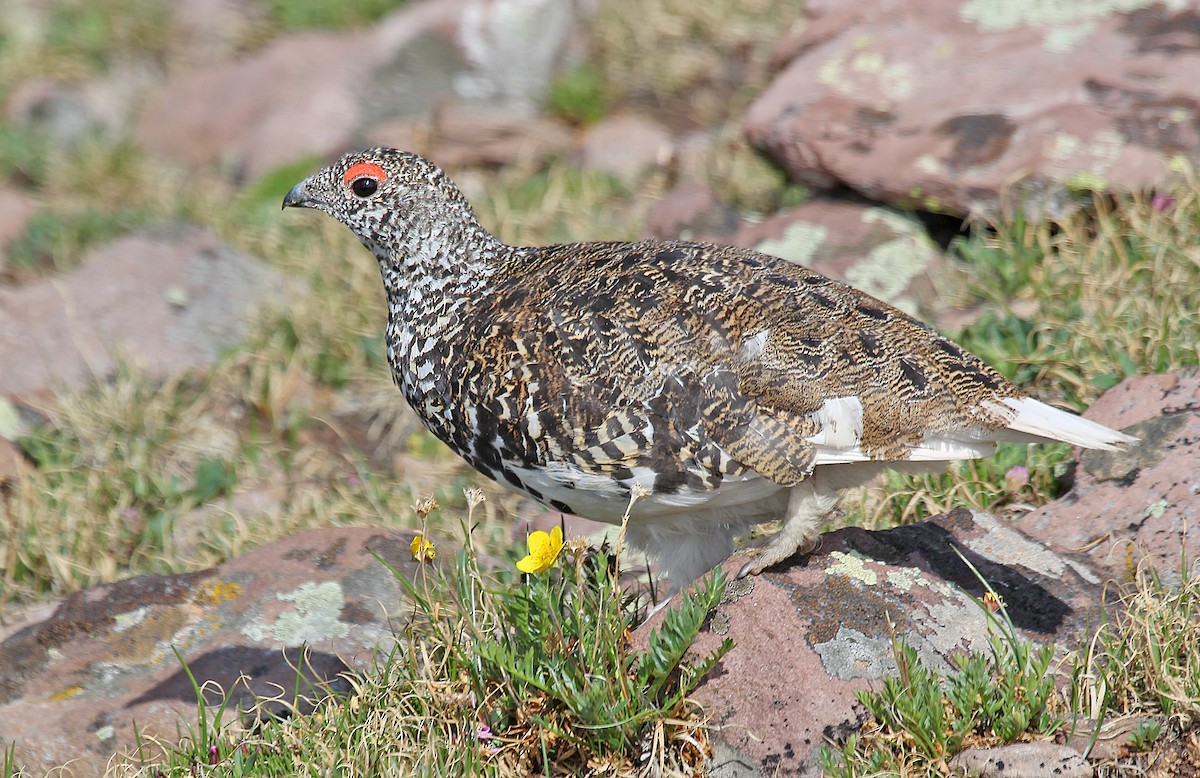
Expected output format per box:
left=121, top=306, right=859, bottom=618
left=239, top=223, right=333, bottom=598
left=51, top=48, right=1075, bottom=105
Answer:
left=265, top=0, right=409, bottom=31
left=545, top=63, right=608, bottom=126
left=824, top=552, right=1200, bottom=777
left=0, top=125, right=50, bottom=188
left=0, top=0, right=172, bottom=91
left=950, top=193, right=1200, bottom=405
left=5, top=205, right=151, bottom=272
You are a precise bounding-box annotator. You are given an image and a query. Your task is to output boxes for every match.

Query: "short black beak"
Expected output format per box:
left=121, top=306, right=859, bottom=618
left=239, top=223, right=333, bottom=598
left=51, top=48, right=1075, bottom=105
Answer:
left=282, top=181, right=316, bottom=210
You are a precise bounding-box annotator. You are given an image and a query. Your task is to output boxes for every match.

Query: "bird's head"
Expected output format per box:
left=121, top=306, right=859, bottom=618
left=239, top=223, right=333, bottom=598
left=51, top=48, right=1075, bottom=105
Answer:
left=282, top=148, right=493, bottom=265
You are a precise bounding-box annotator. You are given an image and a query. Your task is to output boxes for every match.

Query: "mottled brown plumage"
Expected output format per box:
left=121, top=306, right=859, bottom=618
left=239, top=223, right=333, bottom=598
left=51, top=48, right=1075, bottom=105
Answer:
left=283, top=148, right=1136, bottom=587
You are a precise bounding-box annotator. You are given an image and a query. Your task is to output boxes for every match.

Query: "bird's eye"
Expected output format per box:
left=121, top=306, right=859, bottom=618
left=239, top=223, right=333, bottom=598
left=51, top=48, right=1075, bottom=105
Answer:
left=350, top=177, right=378, bottom=198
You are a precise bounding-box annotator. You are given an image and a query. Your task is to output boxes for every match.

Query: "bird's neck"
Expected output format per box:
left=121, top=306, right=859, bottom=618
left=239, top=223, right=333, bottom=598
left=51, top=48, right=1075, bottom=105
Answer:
left=376, top=210, right=511, bottom=316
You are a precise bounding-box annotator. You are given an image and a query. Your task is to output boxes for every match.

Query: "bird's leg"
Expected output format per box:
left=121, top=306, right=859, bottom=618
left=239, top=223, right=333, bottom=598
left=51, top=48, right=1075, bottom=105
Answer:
left=737, top=478, right=838, bottom=578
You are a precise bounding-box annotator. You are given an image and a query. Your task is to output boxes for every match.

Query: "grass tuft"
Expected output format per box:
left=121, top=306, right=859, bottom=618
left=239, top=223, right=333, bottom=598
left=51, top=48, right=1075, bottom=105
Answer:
left=1073, top=557, right=1200, bottom=729
left=591, top=0, right=807, bottom=127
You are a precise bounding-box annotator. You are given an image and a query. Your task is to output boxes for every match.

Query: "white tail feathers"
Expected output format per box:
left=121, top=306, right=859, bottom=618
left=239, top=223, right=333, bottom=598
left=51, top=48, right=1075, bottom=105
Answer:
left=986, top=396, right=1138, bottom=451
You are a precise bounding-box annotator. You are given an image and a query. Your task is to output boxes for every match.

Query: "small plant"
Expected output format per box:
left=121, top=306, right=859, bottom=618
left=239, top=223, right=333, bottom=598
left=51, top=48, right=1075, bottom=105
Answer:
left=823, top=590, right=1063, bottom=776
left=3, top=741, right=19, bottom=778
left=397, top=493, right=731, bottom=773
left=546, top=63, right=608, bottom=126
left=1127, top=717, right=1163, bottom=752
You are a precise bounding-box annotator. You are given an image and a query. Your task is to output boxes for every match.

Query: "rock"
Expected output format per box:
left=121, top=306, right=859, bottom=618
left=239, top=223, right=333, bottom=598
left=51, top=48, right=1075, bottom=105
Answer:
left=1017, top=374, right=1200, bottom=584
left=743, top=1, right=1200, bottom=219
left=951, top=742, right=1092, bottom=778
left=645, top=189, right=952, bottom=318
left=641, top=508, right=1105, bottom=776
left=452, top=0, right=592, bottom=114
left=0, top=527, right=437, bottom=777
left=643, top=183, right=741, bottom=241
left=1066, top=716, right=1163, bottom=763
left=136, top=0, right=591, bottom=179
left=579, top=114, right=672, bottom=181
left=4, top=79, right=101, bottom=150
left=737, top=200, right=948, bottom=319
left=4, top=65, right=155, bottom=148
left=366, top=105, right=573, bottom=170
left=169, top=0, right=264, bottom=67
left=0, top=225, right=288, bottom=397
left=135, top=29, right=372, bottom=179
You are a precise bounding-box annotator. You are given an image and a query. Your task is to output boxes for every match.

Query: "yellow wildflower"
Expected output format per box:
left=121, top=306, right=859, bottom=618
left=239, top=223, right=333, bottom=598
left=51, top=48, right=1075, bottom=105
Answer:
left=516, top=526, right=564, bottom=574
left=983, top=591, right=1005, bottom=612
left=410, top=534, right=436, bottom=562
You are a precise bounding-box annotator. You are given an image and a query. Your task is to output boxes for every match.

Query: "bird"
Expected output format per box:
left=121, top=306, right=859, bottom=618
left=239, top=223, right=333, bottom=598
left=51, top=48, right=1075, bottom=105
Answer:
left=283, top=148, right=1136, bottom=589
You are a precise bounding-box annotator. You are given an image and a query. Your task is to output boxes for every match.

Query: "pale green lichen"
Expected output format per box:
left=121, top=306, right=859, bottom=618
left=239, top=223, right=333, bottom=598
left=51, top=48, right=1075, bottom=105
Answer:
left=878, top=61, right=916, bottom=102
left=1068, top=172, right=1109, bottom=192
left=1169, top=155, right=1193, bottom=174
left=1046, top=129, right=1126, bottom=191
left=0, top=397, right=23, bottom=439
left=812, top=626, right=897, bottom=680
left=959, top=0, right=1186, bottom=45
left=112, top=606, right=150, bottom=632
left=961, top=0, right=1187, bottom=53
left=1048, top=132, right=1081, bottom=162
left=756, top=220, right=827, bottom=266
left=917, top=591, right=995, bottom=660
left=1043, top=21, right=1096, bottom=53
left=242, top=581, right=350, bottom=646
left=817, top=50, right=915, bottom=103
left=827, top=551, right=878, bottom=585
left=842, top=210, right=937, bottom=316
left=886, top=567, right=924, bottom=592
left=1145, top=498, right=1169, bottom=519
left=851, top=51, right=884, bottom=75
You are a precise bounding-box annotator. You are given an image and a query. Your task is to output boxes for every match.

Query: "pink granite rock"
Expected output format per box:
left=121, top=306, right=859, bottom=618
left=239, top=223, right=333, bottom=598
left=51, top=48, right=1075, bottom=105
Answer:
left=951, top=742, right=1092, bottom=778
left=0, top=225, right=287, bottom=397
left=579, top=114, right=672, bottom=180
left=0, top=528, right=439, bottom=776
left=365, top=106, right=573, bottom=170
left=136, top=0, right=592, bottom=179
left=744, top=1, right=1200, bottom=219
left=1017, top=374, right=1200, bottom=583
left=136, top=0, right=469, bottom=179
